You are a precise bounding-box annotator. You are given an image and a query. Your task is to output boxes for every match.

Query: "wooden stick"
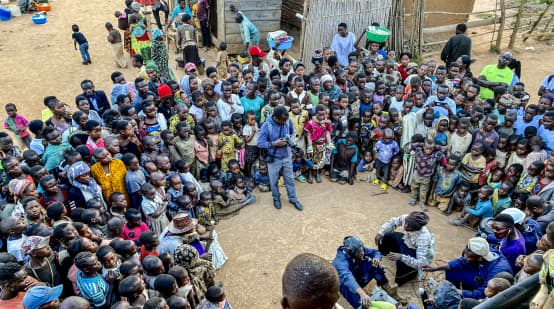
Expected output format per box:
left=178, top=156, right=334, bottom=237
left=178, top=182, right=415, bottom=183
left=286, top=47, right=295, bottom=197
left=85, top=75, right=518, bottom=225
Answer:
left=495, top=0, right=506, bottom=50
left=523, top=3, right=553, bottom=42
left=523, top=31, right=554, bottom=39
left=509, top=0, right=527, bottom=48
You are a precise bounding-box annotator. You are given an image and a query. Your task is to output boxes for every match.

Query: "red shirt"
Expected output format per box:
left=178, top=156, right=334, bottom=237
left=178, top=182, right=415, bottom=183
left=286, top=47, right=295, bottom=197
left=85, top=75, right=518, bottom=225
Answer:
left=121, top=222, right=149, bottom=241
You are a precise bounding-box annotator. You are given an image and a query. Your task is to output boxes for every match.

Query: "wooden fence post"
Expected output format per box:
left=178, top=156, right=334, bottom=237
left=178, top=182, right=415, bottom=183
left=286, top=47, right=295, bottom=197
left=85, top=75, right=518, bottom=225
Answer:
left=495, top=0, right=506, bottom=51
left=509, top=0, right=527, bottom=48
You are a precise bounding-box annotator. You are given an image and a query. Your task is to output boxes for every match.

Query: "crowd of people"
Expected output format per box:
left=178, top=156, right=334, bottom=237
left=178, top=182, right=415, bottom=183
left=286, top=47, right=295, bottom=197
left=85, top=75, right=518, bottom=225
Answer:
left=2, top=0, right=554, bottom=307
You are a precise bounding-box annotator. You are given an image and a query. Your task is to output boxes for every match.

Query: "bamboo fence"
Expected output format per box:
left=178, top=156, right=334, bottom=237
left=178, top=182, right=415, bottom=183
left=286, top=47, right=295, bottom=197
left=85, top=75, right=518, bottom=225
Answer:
left=300, top=0, right=394, bottom=71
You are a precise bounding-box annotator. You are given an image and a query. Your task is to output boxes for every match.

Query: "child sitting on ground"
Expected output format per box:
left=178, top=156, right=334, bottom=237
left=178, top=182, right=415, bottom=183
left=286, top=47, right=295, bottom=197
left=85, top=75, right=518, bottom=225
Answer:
left=254, top=161, right=270, bottom=192
left=388, top=156, right=405, bottom=191
left=292, top=147, right=313, bottom=183
left=428, top=155, right=461, bottom=212
left=356, top=149, right=375, bottom=182
left=450, top=185, right=494, bottom=227
left=226, top=176, right=256, bottom=212
left=516, top=161, right=544, bottom=194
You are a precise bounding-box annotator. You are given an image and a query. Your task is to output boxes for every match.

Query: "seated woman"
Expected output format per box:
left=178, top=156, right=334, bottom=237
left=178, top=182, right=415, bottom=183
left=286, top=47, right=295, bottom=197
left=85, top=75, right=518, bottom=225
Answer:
left=158, top=213, right=227, bottom=270
left=173, top=243, right=216, bottom=305
left=374, top=211, right=434, bottom=286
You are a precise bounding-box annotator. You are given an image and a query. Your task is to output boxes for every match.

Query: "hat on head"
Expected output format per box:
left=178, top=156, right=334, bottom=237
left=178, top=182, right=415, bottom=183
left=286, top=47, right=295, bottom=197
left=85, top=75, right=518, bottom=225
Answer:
left=343, top=236, right=364, bottom=258
left=168, top=213, right=197, bottom=234
left=500, top=208, right=525, bottom=225
left=157, top=84, right=172, bottom=99
left=23, top=285, right=63, bottom=309
left=320, top=74, right=333, bottom=84
left=501, top=51, right=513, bottom=60
left=184, top=62, right=197, bottom=72
left=312, top=48, right=324, bottom=65
left=22, top=236, right=50, bottom=256
left=468, top=237, right=495, bottom=262
left=248, top=45, right=267, bottom=57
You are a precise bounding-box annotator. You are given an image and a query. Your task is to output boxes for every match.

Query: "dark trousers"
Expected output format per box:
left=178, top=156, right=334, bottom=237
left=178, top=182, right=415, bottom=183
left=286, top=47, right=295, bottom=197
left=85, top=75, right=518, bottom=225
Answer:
left=153, top=5, right=169, bottom=30
left=200, top=19, right=212, bottom=47
left=378, top=232, right=418, bottom=286
left=375, top=159, right=391, bottom=182
left=340, top=261, right=388, bottom=308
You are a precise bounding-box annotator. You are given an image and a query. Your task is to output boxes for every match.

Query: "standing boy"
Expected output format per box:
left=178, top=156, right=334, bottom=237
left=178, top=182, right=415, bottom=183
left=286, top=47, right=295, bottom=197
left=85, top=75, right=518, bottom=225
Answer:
left=72, top=24, right=91, bottom=65
left=105, top=22, right=128, bottom=68
left=373, top=128, right=400, bottom=191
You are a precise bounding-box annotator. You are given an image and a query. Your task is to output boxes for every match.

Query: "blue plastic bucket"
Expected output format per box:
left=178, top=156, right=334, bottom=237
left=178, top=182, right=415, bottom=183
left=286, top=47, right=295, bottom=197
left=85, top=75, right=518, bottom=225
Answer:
left=267, top=36, right=294, bottom=50
left=0, top=7, right=11, bottom=21
left=32, top=14, right=47, bottom=24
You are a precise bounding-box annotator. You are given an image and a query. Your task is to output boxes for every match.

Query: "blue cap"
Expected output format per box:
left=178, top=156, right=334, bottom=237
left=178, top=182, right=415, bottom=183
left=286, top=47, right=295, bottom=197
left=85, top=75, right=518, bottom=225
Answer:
left=23, top=285, right=63, bottom=309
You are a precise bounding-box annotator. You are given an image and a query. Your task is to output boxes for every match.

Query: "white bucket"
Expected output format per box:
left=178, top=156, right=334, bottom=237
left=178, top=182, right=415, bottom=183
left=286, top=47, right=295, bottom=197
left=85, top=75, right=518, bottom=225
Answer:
left=7, top=5, right=20, bottom=17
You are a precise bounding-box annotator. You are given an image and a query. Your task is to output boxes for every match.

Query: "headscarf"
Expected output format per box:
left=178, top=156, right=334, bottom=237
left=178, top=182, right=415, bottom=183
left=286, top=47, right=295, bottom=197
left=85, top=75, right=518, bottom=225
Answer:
left=405, top=211, right=430, bottom=230
left=67, top=161, right=104, bottom=203
left=145, top=60, right=159, bottom=73
left=179, top=75, right=193, bottom=96
left=320, top=74, right=333, bottom=84
left=8, top=178, right=34, bottom=203
left=131, top=2, right=141, bottom=12
left=151, top=28, right=163, bottom=41
left=174, top=244, right=214, bottom=270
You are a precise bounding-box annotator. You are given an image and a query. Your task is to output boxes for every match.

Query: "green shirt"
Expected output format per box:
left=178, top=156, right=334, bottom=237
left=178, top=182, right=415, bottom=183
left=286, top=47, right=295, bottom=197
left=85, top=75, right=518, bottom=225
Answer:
left=240, top=96, right=264, bottom=123
left=479, top=64, right=513, bottom=100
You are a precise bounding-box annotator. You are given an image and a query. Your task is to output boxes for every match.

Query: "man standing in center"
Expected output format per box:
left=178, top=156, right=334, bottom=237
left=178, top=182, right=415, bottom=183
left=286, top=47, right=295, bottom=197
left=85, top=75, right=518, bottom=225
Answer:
left=257, top=106, right=303, bottom=211
left=440, top=23, right=471, bottom=66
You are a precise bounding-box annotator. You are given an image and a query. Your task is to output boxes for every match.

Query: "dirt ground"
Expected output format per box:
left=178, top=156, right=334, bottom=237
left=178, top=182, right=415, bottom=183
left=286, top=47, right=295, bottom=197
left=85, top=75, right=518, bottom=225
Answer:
left=0, top=0, right=552, bottom=308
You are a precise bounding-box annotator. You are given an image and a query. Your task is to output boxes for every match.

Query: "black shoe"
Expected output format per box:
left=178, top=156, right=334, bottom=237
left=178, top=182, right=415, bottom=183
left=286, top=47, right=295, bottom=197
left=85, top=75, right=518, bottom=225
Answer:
left=82, top=61, right=88, bottom=65
left=88, top=59, right=92, bottom=64
left=315, top=172, right=321, bottom=183
left=273, top=199, right=282, bottom=209
left=307, top=173, right=313, bottom=184
left=289, top=200, right=303, bottom=211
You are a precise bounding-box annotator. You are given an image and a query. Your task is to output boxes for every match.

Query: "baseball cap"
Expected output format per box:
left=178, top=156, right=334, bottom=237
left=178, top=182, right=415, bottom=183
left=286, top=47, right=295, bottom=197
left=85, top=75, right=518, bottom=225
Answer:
left=343, top=236, right=364, bottom=257
left=22, top=236, right=50, bottom=256
left=468, top=237, right=494, bottom=262
left=23, top=285, right=63, bottom=309
left=184, top=62, right=197, bottom=72
left=248, top=45, right=267, bottom=57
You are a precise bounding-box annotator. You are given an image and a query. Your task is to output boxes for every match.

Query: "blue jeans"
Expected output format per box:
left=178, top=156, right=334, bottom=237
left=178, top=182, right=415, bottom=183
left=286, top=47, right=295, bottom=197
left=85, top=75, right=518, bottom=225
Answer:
left=268, top=156, right=298, bottom=203
left=79, top=42, right=91, bottom=63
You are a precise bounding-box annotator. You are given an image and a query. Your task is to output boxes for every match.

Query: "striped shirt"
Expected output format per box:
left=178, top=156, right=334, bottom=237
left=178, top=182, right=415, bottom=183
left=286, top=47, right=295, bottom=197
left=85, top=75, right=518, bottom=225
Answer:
left=378, top=214, right=434, bottom=269
left=76, top=271, right=108, bottom=308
